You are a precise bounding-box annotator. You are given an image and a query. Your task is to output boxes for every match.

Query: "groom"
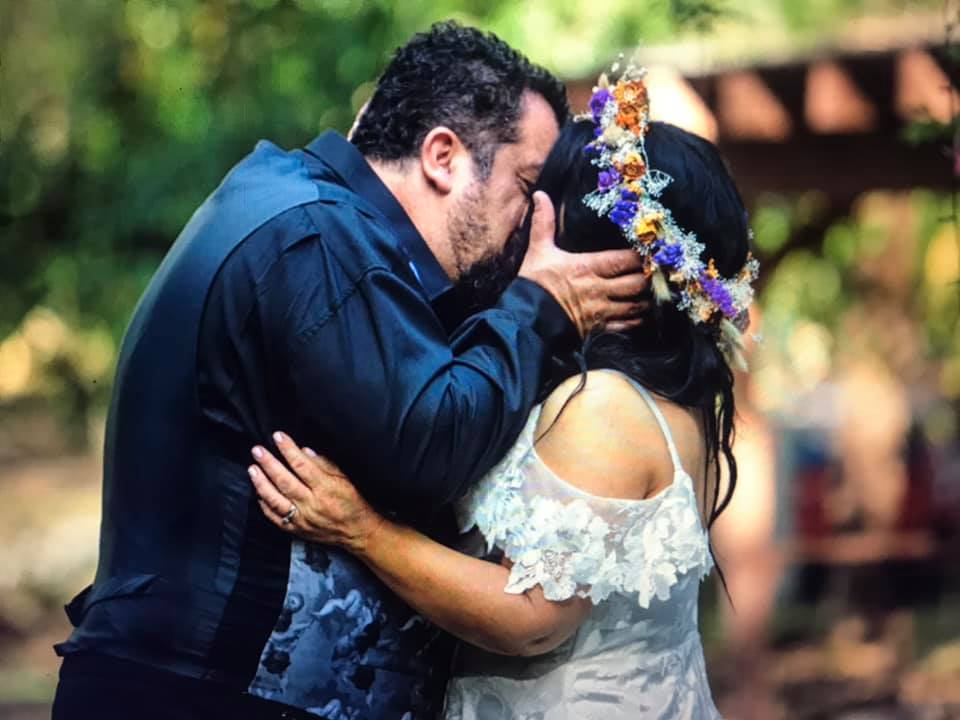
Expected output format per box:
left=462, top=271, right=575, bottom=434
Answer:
left=52, top=22, right=646, bottom=719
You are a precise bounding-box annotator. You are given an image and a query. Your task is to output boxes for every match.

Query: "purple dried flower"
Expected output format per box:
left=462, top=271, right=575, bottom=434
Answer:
left=583, top=141, right=600, bottom=156
left=700, top=274, right=737, bottom=318
left=598, top=168, right=621, bottom=192
left=620, top=188, right=639, bottom=201
left=609, top=199, right=638, bottom=228
left=589, top=88, right=613, bottom=121
left=654, top=243, right=684, bottom=268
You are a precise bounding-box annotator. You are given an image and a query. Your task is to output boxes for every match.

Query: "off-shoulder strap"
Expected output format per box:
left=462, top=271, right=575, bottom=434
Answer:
left=611, top=372, right=683, bottom=474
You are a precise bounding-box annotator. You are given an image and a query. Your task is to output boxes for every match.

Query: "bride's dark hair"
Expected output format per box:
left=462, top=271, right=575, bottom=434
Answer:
left=533, top=118, right=751, bottom=535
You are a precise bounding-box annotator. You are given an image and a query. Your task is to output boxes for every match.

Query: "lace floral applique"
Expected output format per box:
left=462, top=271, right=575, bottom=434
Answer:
left=618, top=490, right=713, bottom=607
left=503, top=497, right=611, bottom=601
left=458, top=411, right=714, bottom=609
left=456, top=417, right=532, bottom=553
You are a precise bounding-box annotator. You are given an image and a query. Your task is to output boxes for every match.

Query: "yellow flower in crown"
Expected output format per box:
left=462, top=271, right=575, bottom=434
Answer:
left=615, top=151, right=647, bottom=181
left=634, top=212, right=664, bottom=244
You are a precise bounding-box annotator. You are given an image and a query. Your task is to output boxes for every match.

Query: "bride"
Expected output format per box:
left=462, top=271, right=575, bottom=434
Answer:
left=249, top=68, right=757, bottom=719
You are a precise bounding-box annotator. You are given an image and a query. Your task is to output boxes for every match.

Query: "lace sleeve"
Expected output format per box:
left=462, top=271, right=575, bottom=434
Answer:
left=457, top=416, right=714, bottom=609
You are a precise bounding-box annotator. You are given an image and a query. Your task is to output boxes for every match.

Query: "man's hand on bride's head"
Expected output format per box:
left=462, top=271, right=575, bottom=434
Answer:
left=248, top=432, right=384, bottom=555
left=518, top=191, right=650, bottom=337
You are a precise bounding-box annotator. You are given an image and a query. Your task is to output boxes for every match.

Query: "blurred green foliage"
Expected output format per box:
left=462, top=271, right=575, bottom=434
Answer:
left=0, top=0, right=950, bottom=441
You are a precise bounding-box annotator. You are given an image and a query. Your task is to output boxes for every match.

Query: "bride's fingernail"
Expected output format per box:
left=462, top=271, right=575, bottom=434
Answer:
left=273, top=432, right=285, bottom=445
left=248, top=466, right=257, bottom=478
left=304, top=447, right=317, bottom=457
left=252, top=447, right=264, bottom=459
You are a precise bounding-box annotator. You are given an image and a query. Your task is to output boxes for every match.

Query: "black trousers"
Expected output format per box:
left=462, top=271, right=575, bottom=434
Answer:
left=52, top=653, right=316, bottom=720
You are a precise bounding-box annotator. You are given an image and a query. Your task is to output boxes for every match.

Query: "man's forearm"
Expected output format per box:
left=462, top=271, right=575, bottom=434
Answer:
left=291, top=271, right=574, bottom=513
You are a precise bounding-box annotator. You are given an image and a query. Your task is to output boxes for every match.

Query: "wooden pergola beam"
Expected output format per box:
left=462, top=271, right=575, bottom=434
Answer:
left=722, top=134, right=952, bottom=201
left=567, top=42, right=956, bottom=200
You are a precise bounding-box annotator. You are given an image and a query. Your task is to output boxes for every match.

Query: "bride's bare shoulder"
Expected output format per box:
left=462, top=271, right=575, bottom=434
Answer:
left=534, top=370, right=670, bottom=501
left=539, top=370, right=638, bottom=419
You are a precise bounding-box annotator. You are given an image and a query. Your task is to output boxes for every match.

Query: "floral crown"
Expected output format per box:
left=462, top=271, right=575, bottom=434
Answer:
left=581, top=65, right=759, bottom=370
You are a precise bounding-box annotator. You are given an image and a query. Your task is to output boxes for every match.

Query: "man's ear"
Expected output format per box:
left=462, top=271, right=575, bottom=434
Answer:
left=419, top=127, right=462, bottom=194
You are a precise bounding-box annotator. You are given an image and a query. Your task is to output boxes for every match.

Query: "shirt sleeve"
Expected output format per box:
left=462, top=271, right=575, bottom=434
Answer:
left=267, top=211, right=575, bottom=517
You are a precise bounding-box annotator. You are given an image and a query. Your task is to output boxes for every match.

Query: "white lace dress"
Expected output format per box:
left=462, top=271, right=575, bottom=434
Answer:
left=443, top=376, right=722, bottom=719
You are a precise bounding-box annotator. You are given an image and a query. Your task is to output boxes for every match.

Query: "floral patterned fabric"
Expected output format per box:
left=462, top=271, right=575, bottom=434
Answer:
left=248, top=541, right=453, bottom=719
left=446, top=373, right=721, bottom=719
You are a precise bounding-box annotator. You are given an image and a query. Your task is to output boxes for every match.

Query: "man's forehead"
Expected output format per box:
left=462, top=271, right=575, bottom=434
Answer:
left=506, top=140, right=550, bottom=178
left=492, top=141, right=542, bottom=174
left=515, top=91, right=560, bottom=163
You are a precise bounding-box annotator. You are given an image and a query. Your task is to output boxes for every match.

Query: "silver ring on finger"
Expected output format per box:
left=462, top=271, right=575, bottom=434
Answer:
left=282, top=503, right=299, bottom=525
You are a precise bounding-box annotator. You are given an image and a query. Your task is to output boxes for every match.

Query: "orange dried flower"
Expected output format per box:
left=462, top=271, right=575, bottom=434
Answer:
left=613, top=80, right=649, bottom=134
left=616, top=105, right=642, bottom=134
left=613, top=80, right=648, bottom=107
left=616, top=151, right=646, bottom=180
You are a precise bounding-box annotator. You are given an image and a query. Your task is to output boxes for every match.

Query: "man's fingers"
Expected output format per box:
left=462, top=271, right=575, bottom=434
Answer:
left=584, top=249, right=644, bottom=278
left=576, top=297, right=648, bottom=335
left=603, top=272, right=650, bottom=300
left=251, top=445, right=308, bottom=501
left=606, top=299, right=650, bottom=318
left=605, top=318, right=645, bottom=333
left=249, top=465, right=297, bottom=520
left=272, top=432, right=321, bottom=490
left=528, top=192, right=556, bottom=251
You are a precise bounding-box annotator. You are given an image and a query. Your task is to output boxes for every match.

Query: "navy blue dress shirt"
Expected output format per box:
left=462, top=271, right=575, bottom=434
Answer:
left=55, top=131, right=573, bottom=718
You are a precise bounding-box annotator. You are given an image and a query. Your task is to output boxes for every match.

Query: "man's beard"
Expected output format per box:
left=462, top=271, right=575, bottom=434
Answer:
left=453, top=227, right=527, bottom=314
left=447, top=183, right=529, bottom=314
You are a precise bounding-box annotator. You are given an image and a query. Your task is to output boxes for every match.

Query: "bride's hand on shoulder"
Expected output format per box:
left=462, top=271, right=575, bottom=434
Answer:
left=248, top=432, right=384, bottom=555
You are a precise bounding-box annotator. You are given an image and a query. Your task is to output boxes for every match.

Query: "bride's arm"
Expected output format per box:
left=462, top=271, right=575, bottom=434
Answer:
left=250, top=434, right=591, bottom=657
left=251, top=372, right=663, bottom=656
left=356, top=515, right=591, bottom=657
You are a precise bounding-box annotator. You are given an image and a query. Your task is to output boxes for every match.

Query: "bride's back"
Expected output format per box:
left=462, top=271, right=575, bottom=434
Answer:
left=447, top=370, right=721, bottom=718
left=535, top=370, right=715, bottom=526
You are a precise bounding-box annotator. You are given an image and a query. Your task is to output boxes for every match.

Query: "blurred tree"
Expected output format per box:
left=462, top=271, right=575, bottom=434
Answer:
left=0, top=0, right=731, bottom=440
left=0, top=0, right=946, bottom=441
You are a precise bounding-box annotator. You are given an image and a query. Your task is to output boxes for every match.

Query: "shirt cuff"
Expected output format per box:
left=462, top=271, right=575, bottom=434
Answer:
left=496, top=277, right=578, bottom=349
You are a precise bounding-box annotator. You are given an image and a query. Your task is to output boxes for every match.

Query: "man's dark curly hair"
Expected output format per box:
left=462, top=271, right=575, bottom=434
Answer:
left=351, top=21, right=569, bottom=177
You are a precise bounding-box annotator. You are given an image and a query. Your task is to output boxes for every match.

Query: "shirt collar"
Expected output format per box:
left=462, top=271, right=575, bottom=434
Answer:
left=304, top=131, right=452, bottom=303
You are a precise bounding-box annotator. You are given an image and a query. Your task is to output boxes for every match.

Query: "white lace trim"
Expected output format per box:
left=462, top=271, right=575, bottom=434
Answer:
left=457, top=411, right=714, bottom=609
